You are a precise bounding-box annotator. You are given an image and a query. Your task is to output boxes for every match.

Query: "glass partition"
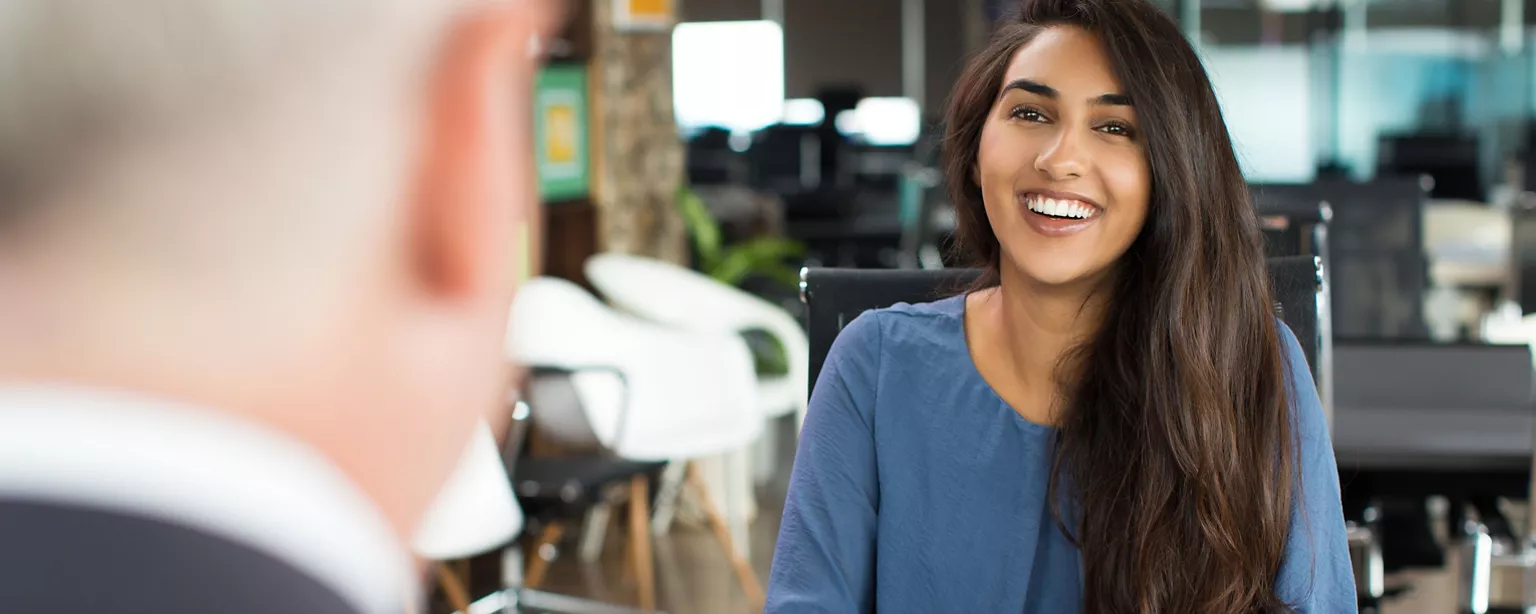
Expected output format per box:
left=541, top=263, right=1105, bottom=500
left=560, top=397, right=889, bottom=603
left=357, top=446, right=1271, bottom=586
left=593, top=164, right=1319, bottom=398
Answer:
left=1175, top=0, right=1533, bottom=193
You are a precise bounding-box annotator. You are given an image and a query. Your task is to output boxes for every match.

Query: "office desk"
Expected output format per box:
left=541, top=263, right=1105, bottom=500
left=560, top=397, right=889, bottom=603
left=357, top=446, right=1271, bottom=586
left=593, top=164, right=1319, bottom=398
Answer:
left=1331, top=341, right=1535, bottom=498
left=1334, top=408, right=1533, bottom=472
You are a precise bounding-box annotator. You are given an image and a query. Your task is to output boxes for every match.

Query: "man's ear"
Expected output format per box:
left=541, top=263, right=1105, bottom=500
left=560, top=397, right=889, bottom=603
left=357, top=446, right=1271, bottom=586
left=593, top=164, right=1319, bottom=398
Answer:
left=409, top=3, right=548, bottom=301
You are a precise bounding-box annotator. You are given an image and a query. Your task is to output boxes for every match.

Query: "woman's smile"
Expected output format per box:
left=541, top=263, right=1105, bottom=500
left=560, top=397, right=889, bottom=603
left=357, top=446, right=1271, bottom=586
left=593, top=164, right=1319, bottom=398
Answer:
left=1019, top=190, right=1103, bottom=237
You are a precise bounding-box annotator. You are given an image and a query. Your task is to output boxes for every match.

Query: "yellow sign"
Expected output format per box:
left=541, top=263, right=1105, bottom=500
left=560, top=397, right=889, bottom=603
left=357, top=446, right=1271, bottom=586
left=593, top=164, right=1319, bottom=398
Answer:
left=533, top=63, right=588, bottom=200
left=614, top=0, right=673, bottom=30
left=630, top=0, right=669, bottom=14
left=544, top=104, right=577, bottom=164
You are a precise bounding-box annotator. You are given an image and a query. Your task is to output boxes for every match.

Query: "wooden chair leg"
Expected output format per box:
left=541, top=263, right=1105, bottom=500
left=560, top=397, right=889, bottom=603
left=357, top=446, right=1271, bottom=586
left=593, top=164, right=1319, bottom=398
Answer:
left=628, top=474, right=657, bottom=610
left=435, top=563, right=474, bottom=614
left=687, top=465, right=765, bottom=608
left=524, top=521, right=566, bottom=589
left=454, top=559, right=471, bottom=591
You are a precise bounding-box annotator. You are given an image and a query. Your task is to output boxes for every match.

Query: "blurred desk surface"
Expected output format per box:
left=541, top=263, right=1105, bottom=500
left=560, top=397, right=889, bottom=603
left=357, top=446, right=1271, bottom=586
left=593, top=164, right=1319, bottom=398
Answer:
left=1334, top=406, right=1533, bottom=471
left=1331, top=340, right=1534, bottom=474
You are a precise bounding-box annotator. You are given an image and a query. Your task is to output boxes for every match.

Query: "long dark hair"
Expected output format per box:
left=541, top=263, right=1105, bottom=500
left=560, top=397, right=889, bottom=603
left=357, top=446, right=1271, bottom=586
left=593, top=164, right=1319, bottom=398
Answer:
left=941, top=1, right=1298, bottom=611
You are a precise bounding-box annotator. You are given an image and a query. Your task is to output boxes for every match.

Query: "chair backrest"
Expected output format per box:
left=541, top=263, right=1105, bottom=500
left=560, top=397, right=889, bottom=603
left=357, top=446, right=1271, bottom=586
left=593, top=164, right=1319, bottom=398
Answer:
left=1253, top=198, right=1331, bottom=262
left=584, top=252, right=811, bottom=417
left=1269, top=255, right=1325, bottom=383
left=509, top=276, right=763, bottom=459
left=1251, top=178, right=1428, bottom=340
left=802, top=256, right=1327, bottom=403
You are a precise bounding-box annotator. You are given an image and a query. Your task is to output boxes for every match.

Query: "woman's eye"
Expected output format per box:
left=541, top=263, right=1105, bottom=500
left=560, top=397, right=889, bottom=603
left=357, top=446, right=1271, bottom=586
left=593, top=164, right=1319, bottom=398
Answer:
left=1010, top=106, right=1046, bottom=122
left=1099, top=121, right=1136, bottom=138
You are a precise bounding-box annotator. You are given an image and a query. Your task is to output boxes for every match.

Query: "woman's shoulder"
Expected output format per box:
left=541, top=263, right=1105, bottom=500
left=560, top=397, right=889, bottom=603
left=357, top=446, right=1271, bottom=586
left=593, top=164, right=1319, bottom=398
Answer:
left=1271, top=317, right=1312, bottom=387
left=818, top=294, right=976, bottom=413
left=833, top=294, right=968, bottom=354
left=1271, top=316, right=1331, bottom=444
left=822, top=295, right=968, bottom=381
left=881, top=293, right=968, bottom=323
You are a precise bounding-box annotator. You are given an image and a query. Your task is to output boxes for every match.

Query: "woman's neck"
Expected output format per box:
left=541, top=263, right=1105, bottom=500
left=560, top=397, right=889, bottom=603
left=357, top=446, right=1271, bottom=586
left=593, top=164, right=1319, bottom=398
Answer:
left=980, top=265, right=1112, bottom=398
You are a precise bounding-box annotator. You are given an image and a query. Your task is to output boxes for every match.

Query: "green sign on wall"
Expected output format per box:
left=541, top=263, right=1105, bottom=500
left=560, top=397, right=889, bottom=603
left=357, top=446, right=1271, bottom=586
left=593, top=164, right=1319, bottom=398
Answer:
left=533, top=64, right=590, bottom=201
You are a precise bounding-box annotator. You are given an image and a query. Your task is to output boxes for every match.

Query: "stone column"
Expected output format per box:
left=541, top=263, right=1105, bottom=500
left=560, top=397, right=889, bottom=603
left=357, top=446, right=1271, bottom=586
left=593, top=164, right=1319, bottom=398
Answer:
left=589, top=0, right=688, bottom=264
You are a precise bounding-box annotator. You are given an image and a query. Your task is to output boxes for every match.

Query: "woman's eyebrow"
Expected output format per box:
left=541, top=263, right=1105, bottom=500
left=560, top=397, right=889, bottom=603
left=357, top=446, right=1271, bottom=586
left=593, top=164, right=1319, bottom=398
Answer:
left=999, top=78, right=1133, bottom=107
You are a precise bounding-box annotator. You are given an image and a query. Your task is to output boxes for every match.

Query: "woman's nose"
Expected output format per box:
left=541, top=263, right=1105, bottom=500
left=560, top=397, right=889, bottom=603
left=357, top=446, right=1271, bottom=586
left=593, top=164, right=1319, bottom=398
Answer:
left=1034, top=127, right=1088, bottom=180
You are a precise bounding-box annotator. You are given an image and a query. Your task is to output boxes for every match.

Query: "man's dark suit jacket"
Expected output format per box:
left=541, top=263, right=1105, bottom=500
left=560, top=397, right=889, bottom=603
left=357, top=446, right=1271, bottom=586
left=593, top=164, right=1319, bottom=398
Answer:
left=0, top=498, right=365, bottom=613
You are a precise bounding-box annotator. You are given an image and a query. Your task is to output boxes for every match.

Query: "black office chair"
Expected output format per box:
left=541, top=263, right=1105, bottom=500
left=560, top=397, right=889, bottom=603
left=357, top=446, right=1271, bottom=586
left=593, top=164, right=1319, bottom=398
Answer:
left=801, top=256, right=1327, bottom=398
left=1254, top=197, right=1332, bottom=262
left=499, top=370, right=668, bottom=614
left=1251, top=178, right=1429, bottom=341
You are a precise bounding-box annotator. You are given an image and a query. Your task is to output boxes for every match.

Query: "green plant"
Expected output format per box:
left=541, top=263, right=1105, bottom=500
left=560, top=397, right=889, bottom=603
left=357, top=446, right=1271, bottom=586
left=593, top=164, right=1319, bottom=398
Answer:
left=676, top=185, right=805, bottom=290
left=677, top=185, right=802, bottom=376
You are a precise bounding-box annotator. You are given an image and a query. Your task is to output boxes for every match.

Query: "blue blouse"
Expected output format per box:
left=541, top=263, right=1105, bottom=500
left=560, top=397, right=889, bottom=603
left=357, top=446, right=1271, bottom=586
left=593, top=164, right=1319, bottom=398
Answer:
left=765, top=295, right=1356, bottom=613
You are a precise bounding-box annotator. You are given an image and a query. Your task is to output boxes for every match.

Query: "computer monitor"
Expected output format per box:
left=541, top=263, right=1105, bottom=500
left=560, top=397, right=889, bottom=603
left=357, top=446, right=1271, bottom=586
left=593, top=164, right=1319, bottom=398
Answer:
left=1377, top=134, right=1484, bottom=202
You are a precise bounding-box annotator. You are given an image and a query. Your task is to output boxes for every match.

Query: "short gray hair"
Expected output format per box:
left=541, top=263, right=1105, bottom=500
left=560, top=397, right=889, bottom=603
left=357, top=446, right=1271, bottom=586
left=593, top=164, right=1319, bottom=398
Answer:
left=0, top=0, right=437, bottom=208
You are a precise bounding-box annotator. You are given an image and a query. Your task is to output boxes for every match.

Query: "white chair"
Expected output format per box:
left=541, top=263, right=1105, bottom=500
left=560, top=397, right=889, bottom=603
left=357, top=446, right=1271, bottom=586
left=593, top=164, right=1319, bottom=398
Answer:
left=508, top=276, right=766, bottom=607
left=414, top=422, right=521, bottom=613
left=583, top=252, right=809, bottom=426
left=415, top=422, right=523, bottom=563
left=582, top=253, right=808, bottom=537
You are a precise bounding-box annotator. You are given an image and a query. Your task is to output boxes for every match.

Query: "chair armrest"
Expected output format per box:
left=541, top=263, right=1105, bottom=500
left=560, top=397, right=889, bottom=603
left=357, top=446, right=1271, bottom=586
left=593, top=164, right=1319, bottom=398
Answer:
left=532, top=364, right=634, bottom=440
left=519, top=365, right=632, bottom=454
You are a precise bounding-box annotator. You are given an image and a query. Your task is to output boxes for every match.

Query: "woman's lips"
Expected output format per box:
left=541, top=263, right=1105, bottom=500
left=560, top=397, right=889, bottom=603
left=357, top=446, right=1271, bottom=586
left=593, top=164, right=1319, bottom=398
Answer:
left=1019, top=192, right=1102, bottom=238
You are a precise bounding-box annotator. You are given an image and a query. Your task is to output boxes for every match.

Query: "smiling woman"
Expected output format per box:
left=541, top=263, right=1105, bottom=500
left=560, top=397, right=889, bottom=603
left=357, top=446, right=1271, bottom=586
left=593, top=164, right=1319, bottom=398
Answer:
left=958, top=24, right=1152, bottom=292
left=765, top=0, right=1356, bottom=612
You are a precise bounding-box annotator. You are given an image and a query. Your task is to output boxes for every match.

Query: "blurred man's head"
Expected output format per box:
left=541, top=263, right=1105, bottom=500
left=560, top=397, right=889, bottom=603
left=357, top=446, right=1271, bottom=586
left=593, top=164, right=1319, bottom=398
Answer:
left=0, top=0, right=558, bottom=538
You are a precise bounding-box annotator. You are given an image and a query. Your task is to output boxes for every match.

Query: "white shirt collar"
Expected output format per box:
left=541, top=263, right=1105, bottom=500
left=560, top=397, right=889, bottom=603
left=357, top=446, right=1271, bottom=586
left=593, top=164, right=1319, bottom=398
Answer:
left=0, top=386, right=420, bottom=614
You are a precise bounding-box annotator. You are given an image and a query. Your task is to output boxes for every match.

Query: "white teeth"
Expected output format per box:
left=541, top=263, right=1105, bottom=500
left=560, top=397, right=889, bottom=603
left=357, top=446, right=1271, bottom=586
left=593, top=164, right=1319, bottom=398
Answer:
left=1028, top=195, right=1093, bottom=219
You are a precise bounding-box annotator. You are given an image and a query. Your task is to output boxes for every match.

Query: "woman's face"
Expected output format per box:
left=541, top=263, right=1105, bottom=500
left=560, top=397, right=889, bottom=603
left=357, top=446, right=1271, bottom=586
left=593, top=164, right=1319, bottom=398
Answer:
left=975, top=25, right=1150, bottom=290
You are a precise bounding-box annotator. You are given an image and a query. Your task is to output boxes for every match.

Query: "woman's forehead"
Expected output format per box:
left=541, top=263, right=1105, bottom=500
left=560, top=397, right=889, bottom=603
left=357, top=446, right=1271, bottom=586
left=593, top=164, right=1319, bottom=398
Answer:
left=999, top=26, right=1125, bottom=98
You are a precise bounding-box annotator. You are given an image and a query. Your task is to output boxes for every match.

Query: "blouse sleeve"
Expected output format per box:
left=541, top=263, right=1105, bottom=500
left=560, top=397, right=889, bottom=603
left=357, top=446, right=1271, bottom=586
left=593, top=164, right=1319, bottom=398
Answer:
left=1274, top=320, right=1358, bottom=611
left=765, top=311, right=883, bottom=614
